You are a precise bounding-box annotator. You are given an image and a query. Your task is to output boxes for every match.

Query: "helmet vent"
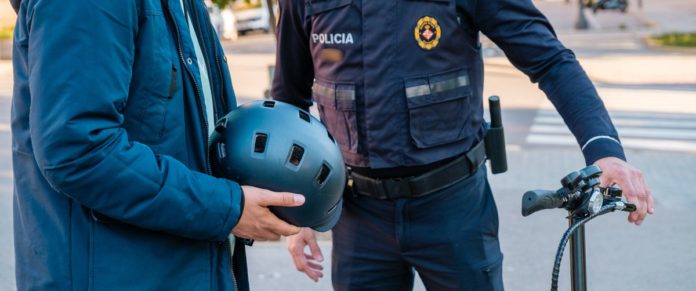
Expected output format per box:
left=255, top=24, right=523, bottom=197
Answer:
left=254, top=133, right=268, bottom=153
left=289, top=144, right=305, bottom=166
left=327, top=131, right=335, bottom=143
left=315, top=163, right=331, bottom=185
left=262, top=101, right=276, bottom=108
left=298, top=111, right=310, bottom=123
left=326, top=199, right=339, bottom=214
left=217, top=142, right=227, bottom=158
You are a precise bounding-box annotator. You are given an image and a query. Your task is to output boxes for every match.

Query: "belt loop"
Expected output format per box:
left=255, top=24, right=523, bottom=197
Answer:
left=465, top=139, right=486, bottom=172
left=374, top=179, right=389, bottom=200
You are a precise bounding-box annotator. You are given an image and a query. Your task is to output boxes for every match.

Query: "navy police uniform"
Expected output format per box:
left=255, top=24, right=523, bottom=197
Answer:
left=272, top=0, right=625, bottom=290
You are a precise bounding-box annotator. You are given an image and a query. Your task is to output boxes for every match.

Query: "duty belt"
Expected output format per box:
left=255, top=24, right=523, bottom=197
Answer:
left=347, top=139, right=487, bottom=200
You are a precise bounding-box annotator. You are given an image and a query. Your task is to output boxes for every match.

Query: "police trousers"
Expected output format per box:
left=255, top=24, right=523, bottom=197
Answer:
left=331, top=166, right=504, bottom=291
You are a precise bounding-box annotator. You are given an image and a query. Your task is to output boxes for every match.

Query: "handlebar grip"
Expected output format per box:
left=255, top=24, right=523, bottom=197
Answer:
left=521, top=190, right=564, bottom=216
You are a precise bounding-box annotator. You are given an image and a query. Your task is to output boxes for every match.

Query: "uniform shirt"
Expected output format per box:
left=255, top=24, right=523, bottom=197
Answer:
left=272, top=0, right=625, bottom=169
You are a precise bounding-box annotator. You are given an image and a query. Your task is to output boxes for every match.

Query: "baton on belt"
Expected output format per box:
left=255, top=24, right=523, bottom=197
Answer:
left=485, top=96, right=508, bottom=174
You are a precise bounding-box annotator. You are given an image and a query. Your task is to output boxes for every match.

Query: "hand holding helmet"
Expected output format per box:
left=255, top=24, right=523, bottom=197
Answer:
left=210, top=100, right=346, bottom=234
left=232, top=185, right=304, bottom=241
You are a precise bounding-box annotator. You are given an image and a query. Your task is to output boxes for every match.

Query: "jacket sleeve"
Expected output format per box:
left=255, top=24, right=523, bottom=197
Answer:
left=271, top=0, right=315, bottom=111
left=26, top=0, right=241, bottom=241
left=467, top=0, right=626, bottom=165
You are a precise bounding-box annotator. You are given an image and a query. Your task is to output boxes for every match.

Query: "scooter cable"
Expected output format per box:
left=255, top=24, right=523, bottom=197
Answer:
left=550, top=204, right=617, bottom=291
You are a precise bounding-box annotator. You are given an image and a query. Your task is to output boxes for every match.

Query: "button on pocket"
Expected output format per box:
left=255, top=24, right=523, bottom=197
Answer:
left=312, top=80, right=359, bottom=154
left=404, top=68, right=472, bottom=148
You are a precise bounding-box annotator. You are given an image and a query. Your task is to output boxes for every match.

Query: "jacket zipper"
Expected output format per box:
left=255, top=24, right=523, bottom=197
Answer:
left=167, top=1, right=238, bottom=289
left=190, top=0, right=228, bottom=113
left=162, top=0, right=212, bottom=175
left=189, top=6, right=240, bottom=289
left=190, top=4, right=240, bottom=290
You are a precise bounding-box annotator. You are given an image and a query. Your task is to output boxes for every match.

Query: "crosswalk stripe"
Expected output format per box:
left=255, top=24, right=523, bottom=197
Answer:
left=536, top=109, right=696, bottom=121
left=530, top=124, right=696, bottom=140
left=527, top=134, right=696, bottom=153
left=529, top=107, right=696, bottom=153
left=0, top=123, right=9, bottom=133
left=534, top=116, right=696, bottom=129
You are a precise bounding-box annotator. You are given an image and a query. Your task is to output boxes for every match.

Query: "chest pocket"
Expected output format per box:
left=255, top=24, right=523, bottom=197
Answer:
left=307, top=0, right=362, bottom=77
left=404, top=68, right=473, bottom=148
left=308, top=0, right=352, bottom=14
left=123, top=10, right=177, bottom=145
left=312, top=79, right=359, bottom=153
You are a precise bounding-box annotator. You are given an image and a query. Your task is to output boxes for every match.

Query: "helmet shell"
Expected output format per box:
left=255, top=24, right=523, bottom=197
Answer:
left=209, top=100, right=345, bottom=231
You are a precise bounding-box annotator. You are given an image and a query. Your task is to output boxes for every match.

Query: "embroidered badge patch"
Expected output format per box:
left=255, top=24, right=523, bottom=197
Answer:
left=414, top=16, right=441, bottom=50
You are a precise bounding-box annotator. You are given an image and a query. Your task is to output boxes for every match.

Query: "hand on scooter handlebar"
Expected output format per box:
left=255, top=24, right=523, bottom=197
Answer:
left=601, top=186, right=637, bottom=212
left=521, top=165, right=638, bottom=217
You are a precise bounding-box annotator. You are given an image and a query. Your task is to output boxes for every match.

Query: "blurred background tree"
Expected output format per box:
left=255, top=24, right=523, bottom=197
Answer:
left=212, top=0, right=232, bottom=9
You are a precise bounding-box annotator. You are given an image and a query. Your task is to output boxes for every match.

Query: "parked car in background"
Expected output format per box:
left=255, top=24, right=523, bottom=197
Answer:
left=205, top=0, right=223, bottom=37
left=233, top=1, right=270, bottom=35
left=220, top=6, right=238, bottom=41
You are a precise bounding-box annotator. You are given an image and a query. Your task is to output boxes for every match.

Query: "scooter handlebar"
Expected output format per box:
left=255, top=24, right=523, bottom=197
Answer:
left=521, top=189, right=565, bottom=217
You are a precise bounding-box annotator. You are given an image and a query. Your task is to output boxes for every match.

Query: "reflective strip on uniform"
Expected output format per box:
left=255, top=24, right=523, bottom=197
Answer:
left=336, top=88, right=355, bottom=101
left=405, top=84, right=431, bottom=99
left=406, top=74, right=469, bottom=98
left=313, top=82, right=356, bottom=101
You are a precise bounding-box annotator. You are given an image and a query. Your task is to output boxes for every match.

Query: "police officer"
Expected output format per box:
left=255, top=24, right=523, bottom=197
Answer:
left=271, top=0, right=654, bottom=290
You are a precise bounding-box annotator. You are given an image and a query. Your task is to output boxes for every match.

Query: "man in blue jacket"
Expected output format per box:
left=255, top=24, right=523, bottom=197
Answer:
left=10, top=0, right=304, bottom=290
left=272, top=0, right=654, bottom=290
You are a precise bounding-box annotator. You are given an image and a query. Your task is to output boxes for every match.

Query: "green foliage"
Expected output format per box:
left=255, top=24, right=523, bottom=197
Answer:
left=213, top=0, right=264, bottom=10
left=652, top=32, right=696, bottom=48
left=0, top=26, right=13, bottom=40
left=212, top=0, right=232, bottom=9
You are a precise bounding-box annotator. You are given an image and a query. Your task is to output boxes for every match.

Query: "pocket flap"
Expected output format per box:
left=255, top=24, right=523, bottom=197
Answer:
left=308, top=0, right=352, bottom=15
left=405, top=69, right=470, bottom=108
left=312, top=80, right=356, bottom=111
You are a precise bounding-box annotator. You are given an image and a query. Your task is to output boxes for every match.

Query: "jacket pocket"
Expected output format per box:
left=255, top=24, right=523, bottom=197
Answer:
left=90, top=209, right=119, bottom=224
left=123, top=62, right=175, bottom=145
left=307, top=0, right=352, bottom=15
left=404, top=68, right=472, bottom=148
left=312, top=79, right=359, bottom=153
left=90, top=219, right=212, bottom=290
left=122, top=11, right=177, bottom=145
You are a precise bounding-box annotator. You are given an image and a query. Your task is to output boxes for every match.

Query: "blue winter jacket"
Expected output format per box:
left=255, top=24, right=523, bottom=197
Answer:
left=10, top=0, right=248, bottom=290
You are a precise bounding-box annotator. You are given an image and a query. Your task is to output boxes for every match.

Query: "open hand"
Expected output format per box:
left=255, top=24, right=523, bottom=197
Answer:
left=287, top=228, right=324, bottom=282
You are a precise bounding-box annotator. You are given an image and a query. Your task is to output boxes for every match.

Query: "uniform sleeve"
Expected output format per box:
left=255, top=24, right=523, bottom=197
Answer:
left=467, top=0, right=626, bottom=165
left=27, top=0, right=241, bottom=241
left=271, top=0, right=314, bottom=111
